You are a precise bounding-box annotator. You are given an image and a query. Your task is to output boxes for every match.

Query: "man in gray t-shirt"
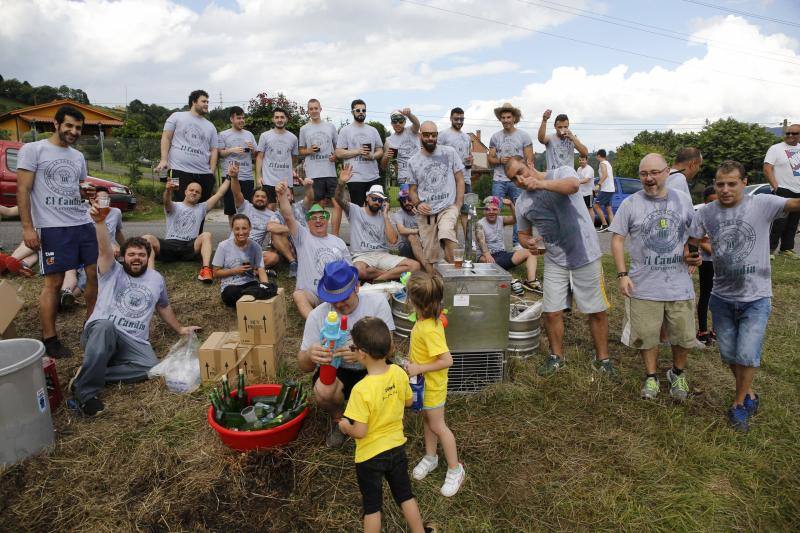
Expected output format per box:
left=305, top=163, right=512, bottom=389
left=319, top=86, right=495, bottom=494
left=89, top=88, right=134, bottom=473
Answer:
left=610, top=153, right=697, bottom=401
left=537, top=109, right=589, bottom=170
left=334, top=99, right=384, bottom=206
left=218, top=106, right=257, bottom=219
left=687, top=160, right=800, bottom=432
left=256, top=109, right=299, bottom=188
left=71, top=204, right=198, bottom=416
left=155, top=90, right=219, bottom=203
left=380, top=108, right=420, bottom=185
left=509, top=157, right=616, bottom=378
left=667, top=147, right=703, bottom=201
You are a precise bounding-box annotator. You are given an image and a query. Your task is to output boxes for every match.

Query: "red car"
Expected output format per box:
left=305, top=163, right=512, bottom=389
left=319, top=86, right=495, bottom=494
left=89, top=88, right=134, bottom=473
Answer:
left=0, top=140, right=137, bottom=211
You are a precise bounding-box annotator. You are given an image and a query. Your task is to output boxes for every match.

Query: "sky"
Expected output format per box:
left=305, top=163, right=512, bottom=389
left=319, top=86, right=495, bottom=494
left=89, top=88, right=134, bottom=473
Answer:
left=1, top=0, right=799, bottom=150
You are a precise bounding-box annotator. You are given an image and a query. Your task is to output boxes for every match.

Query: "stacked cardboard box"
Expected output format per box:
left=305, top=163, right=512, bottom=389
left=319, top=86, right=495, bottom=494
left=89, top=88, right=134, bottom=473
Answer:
left=198, top=288, right=286, bottom=383
left=0, top=280, right=24, bottom=340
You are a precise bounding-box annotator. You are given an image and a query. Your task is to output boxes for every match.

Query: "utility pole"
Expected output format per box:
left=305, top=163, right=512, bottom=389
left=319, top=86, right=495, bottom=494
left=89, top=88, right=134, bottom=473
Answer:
left=783, top=118, right=788, bottom=133
left=219, top=91, right=223, bottom=108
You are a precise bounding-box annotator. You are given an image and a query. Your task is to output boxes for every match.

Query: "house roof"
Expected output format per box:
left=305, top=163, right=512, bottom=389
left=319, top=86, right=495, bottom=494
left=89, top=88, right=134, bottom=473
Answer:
left=0, top=99, right=124, bottom=126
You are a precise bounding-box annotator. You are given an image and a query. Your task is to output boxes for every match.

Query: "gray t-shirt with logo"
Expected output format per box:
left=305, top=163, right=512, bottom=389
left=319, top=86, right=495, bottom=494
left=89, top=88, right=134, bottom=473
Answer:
left=477, top=217, right=507, bottom=254
left=300, top=292, right=395, bottom=371
left=336, top=124, right=383, bottom=183
left=104, top=207, right=123, bottom=243
left=257, top=130, right=298, bottom=187
left=392, top=209, right=418, bottom=244
left=235, top=201, right=279, bottom=248
left=515, top=166, right=601, bottom=269
left=346, top=203, right=389, bottom=254
left=608, top=189, right=695, bottom=301
left=490, top=129, right=533, bottom=182
left=689, top=194, right=787, bottom=302
left=17, top=139, right=91, bottom=228
left=407, top=145, right=464, bottom=215
left=299, top=121, right=338, bottom=179
left=438, top=128, right=472, bottom=184
left=212, top=237, right=265, bottom=292
left=164, top=111, right=218, bottom=174
left=218, top=128, right=257, bottom=181
left=292, top=223, right=352, bottom=294
left=544, top=135, right=575, bottom=170
left=386, top=127, right=420, bottom=184
left=164, top=201, right=207, bottom=242
left=86, top=261, right=169, bottom=345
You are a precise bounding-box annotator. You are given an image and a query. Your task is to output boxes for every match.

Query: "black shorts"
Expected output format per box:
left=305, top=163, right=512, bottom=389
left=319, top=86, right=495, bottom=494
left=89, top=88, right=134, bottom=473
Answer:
left=38, top=223, right=98, bottom=275
left=347, top=180, right=379, bottom=207
left=492, top=250, right=516, bottom=270
left=583, top=194, right=593, bottom=209
left=355, top=445, right=414, bottom=515
left=312, top=177, right=338, bottom=202
left=169, top=169, right=215, bottom=203
left=224, top=180, right=256, bottom=215
left=157, top=238, right=198, bottom=262
left=312, top=366, right=367, bottom=400
left=398, top=241, right=414, bottom=259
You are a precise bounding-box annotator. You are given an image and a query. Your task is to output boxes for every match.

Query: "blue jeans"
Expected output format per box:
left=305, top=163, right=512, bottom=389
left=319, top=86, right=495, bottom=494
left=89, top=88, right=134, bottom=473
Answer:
left=492, top=180, right=521, bottom=245
left=709, top=295, right=771, bottom=368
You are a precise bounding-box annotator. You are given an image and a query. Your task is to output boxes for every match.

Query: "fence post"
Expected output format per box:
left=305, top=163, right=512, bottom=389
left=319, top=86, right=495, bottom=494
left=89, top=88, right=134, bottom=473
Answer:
left=99, top=126, right=105, bottom=171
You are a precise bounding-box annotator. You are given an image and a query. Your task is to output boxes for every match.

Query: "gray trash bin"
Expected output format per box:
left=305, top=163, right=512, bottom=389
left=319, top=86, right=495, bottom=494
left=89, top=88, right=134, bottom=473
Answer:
left=0, top=339, right=55, bottom=467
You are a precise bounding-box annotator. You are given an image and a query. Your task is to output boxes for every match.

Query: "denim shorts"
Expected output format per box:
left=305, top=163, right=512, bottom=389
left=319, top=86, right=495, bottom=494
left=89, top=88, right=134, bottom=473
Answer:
left=709, top=294, right=771, bottom=368
left=595, top=191, right=614, bottom=207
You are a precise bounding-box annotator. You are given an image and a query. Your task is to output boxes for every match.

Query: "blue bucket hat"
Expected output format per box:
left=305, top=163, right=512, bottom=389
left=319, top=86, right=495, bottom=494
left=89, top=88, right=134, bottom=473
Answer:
left=317, top=260, right=359, bottom=303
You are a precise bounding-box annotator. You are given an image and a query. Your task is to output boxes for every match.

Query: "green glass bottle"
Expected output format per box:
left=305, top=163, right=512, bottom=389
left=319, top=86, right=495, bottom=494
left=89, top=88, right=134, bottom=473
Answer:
left=221, top=375, right=232, bottom=409
left=237, top=368, right=247, bottom=410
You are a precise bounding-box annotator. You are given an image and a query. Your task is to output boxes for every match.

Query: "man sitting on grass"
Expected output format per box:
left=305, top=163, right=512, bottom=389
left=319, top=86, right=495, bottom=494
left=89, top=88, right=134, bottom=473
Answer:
left=142, top=172, right=230, bottom=282
left=69, top=200, right=199, bottom=416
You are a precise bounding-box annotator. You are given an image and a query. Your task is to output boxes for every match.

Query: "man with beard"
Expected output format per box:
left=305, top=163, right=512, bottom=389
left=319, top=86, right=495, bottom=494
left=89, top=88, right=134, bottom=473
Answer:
left=505, top=156, right=617, bottom=380
left=256, top=107, right=299, bottom=200
left=69, top=201, right=200, bottom=416
left=380, top=108, right=420, bottom=186
left=335, top=99, right=384, bottom=206
left=16, top=105, right=98, bottom=359
left=407, top=121, right=465, bottom=272
left=335, top=173, right=420, bottom=281
left=537, top=110, right=588, bottom=170
left=155, top=90, right=218, bottom=203
left=275, top=180, right=351, bottom=319
left=141, top=168, right=230, bottom=282
left=438, top=107, right=474, bottom=242
left=392, top=186, right=425, bottom=264
left=610, top=154, right=696, bottom=401
left=218, top=106, right=257, bottom=222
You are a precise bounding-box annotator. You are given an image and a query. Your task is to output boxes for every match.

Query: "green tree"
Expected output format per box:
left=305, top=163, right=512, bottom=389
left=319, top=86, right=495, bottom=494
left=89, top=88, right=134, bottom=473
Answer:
left=368, top=120, right=387, bottom=145
left=696, top=118, right=778, bottom=185
left=246, top=92, right=308, bottom=137
left=613, top=143, right=667, bottom=178
left=0, top=130, right=11, bottom=140
left=126, top=99, right=175, bottom=132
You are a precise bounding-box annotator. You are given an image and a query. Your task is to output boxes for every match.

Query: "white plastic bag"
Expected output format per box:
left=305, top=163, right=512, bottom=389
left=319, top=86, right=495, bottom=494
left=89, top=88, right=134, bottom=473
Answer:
left=148, top=332, right=201, bottom=393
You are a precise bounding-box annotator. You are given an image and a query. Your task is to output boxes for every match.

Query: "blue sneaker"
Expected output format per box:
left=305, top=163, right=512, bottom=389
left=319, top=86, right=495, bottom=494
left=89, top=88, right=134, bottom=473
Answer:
left=727, top=405, right=750, bottom=433
left=743, top=394, right=760, bottom=416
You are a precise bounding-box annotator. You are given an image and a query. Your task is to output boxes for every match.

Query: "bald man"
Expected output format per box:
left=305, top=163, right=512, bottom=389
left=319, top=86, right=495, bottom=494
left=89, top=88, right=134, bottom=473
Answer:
left=609, top=153, right=697, bottom=401
left=407, top=121, right=465, bottom=272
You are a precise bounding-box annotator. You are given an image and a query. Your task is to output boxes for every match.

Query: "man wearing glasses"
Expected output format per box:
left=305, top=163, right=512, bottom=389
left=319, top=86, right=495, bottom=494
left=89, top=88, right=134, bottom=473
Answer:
left=380, top=108, right=420, bottom=186
left=335, top=169, right=420, bottom=281
left=765, top=124, right=800, bottom=260
left=610, top=154, right=696, bottom=401
left=335, top=99, right=384, bottom=206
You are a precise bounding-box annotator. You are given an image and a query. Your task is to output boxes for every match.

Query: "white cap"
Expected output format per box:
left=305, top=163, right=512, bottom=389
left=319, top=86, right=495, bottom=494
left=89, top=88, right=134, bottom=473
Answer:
left=366, top=184, right=387, bottom=199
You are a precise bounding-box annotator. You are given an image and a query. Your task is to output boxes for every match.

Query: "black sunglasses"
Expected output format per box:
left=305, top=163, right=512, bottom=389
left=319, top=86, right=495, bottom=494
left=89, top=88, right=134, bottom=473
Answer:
left=353, top=109, right=366, bottom=113
left=786, top=131, right=800, bottom=136
left=391, top=118, right=406, bottom=124
left=368, top=196, right=385, bottom=203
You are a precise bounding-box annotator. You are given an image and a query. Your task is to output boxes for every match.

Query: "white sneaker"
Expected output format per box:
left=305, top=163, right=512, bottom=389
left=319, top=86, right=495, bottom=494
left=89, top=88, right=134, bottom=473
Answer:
left=440, top=463, right=465, bottom=497
left=412, top=455, right=439, bottom=480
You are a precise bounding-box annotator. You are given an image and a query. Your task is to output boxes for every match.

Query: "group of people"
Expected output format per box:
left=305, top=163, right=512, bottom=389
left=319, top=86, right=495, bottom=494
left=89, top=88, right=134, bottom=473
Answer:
left=3, top=92, right=799, bottom=532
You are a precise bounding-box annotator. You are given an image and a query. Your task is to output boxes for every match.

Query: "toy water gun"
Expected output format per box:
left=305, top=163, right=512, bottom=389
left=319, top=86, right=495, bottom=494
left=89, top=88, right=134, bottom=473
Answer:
left=319, top=311, right=348, bottom=385
left=407, top=308, right=449, bottom=329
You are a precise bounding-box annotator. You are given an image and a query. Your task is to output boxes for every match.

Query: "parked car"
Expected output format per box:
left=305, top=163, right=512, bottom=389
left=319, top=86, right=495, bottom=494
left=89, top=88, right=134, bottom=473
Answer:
left=0, top=140, right=137, bottom=211
left=592, top=176, right=642, bottom=223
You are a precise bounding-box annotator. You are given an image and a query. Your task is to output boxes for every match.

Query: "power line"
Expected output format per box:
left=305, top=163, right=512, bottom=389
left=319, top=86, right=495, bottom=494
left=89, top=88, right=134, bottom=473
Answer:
left=677, top=0, right=800, bottom=28
left=397, top=0, right=800, bottom=89
left=515, top=0, right=800, bottom=66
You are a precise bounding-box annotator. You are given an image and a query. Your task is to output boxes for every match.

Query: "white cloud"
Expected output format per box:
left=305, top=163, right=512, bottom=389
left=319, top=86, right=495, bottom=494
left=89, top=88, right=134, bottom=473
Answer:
left=459, top=16, right=800, bottom=151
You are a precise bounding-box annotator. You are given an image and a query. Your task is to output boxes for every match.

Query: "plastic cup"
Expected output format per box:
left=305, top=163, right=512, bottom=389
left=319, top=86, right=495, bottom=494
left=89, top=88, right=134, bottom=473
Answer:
left=241, top=406, right=258, bottom=424
left=453, top=248, right=465, bottom=268
left=97, top=195, right=111, bottom=218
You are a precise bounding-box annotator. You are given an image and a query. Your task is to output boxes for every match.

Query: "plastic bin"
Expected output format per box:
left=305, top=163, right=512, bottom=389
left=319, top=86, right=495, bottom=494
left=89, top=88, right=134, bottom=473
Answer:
left=1, top=339, right=55, bottom=467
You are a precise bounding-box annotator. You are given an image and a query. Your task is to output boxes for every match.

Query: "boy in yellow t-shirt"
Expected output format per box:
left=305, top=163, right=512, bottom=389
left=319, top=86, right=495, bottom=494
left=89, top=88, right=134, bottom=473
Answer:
left=339, top=317, right=429, bottom=533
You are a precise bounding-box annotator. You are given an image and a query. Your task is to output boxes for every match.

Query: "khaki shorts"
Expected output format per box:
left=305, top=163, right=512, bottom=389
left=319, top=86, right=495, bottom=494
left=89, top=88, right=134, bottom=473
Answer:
left=417, top=204, right=459, bottom=264
left=625, top=297, right=696, bottom=350
left=294, top=289, right=321, bottom=308
left=542, top=257, right=609, bottom=314
left=352, top=251, right=405, bottom=271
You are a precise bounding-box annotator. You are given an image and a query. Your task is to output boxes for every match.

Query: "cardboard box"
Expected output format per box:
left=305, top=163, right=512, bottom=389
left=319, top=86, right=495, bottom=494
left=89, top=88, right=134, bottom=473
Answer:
left=198, top=331, right=252, bottom=382
left=236, top=288, right=287, bottom=345
left=0, top=280, right=24, bottom=339
left=234, top=344, right=278, bottom=382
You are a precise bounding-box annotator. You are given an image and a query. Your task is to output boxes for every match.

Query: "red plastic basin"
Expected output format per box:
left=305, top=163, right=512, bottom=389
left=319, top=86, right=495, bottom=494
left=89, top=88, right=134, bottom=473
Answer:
left=207, top=384, right=309, bottom=451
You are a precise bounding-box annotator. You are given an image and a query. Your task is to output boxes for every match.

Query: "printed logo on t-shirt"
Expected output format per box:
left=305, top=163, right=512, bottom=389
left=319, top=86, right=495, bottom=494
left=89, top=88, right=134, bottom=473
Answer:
left=174, top=209, right=199, bottom=239
left=313, top=247, right=346, bottom=282
left=353, top=133, right=373, bottom=163
left=713, top=219, right=756, bottom=265
left=359, top=220, right=385, bottom=250
left=43, top=159, right=81, bottom=197
left=115, top=283, right=154, bottom=319
left=266, top=138, right=292, bottom=169
left=641, top=209, right=684, bottom=254
left=784, top=149, right=800, bottom=176
left=183, top=123, right=207, bottom=149
left=499, top=138, right=520, bottom=157
left=308, top=131, right=332, bottom=159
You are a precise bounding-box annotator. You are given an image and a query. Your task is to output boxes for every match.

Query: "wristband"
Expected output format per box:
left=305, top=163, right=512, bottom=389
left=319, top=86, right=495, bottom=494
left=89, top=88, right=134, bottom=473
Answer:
left=617, top=272, right=629, bottom=278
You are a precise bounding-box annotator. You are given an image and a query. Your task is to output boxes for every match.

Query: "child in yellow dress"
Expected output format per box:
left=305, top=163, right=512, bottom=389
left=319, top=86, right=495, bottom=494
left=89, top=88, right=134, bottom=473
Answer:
left=405, top=271, right=465, bottom=497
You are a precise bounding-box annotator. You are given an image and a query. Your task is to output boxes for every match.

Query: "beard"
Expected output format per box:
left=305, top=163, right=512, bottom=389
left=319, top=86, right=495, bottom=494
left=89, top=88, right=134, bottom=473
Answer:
left=367, top=203, right=382, bottom=213
left=422, top=140, right=437, bottom=153
left=353, top=114, right=366, bottom=123
left=123, top=261, right=147, bottom=278
left=253, top=201, right=267, bottom=210
left=58, top=129, right=78, bottom=145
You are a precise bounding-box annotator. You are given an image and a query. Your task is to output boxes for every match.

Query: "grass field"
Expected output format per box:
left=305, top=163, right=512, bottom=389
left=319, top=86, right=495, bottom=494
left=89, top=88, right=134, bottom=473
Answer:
left=0, top=257, right=798, bottom=531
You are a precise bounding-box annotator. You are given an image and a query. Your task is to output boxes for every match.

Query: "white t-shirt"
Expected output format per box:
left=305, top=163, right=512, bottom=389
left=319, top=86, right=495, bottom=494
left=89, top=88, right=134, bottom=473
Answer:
left=257, top=129, right=299, bottom=187
left=764, top=141, right=800, bottom=193
left=577, top=165, right=595, bottom=197
left=599, top=160, right=615, bottom=192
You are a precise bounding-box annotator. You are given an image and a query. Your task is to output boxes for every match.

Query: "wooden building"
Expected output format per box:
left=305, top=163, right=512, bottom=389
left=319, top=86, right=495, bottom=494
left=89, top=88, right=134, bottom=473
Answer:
left=0, top=99, right=123, bottom=141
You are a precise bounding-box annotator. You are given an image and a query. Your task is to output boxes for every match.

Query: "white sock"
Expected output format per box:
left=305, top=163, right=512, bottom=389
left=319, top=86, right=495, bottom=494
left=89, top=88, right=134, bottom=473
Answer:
left=447, top=464, right=462, bottom=474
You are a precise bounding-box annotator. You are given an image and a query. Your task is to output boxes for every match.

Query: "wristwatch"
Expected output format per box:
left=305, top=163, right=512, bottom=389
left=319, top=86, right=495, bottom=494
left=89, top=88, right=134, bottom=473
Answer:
left=617, top=272, right=629, bottom=278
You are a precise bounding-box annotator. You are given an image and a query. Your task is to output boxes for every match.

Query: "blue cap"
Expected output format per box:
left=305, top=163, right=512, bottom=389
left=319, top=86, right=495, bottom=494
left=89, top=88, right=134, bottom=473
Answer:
left=317, top=260, right=359, bottom=303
